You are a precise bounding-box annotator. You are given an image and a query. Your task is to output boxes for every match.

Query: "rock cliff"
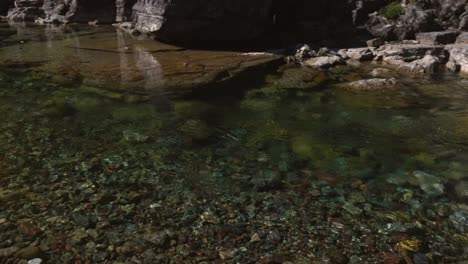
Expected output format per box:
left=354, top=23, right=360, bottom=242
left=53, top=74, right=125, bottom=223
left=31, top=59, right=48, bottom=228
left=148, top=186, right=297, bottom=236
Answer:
left=3, top=0, right=468, bottom=46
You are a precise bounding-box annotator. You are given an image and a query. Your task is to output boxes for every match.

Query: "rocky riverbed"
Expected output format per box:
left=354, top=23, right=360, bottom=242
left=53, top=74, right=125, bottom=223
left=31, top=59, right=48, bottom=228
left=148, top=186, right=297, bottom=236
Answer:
left=1, top=23, right=468, bottom=263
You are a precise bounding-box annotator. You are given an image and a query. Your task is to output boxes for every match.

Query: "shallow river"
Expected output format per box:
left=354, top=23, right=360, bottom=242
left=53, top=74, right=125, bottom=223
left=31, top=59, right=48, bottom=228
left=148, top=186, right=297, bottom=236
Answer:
left=0, top=23, right=467, bottom=263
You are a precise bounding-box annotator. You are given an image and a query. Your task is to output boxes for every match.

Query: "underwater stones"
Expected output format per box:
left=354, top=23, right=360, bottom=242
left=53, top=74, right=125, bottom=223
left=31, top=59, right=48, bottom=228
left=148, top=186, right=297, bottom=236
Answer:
left=411, top=170, right=444, bottom=196
left=17, top=220, right=41, bottom=238
left=455, top=181, right=468, bottom=199
left=273, top=67, right=328, bottom=89
left=14, top=246, right=41, bottom=259
left=122, top=130, right=149, bottom=142
left=174, top=100, right=212, bottom=117
left=370, top=67, right=395, bottom=78
left=200, top=211, right=220, bottom=225
left=70, top=96, right=102, bottom=113
left=180, top=119, right=211, bottom=140
left=0, top=246, right=20, bottom=257
left=449, top=208, right=468, bottom=232
left=111, top=106, right=156, bottom=122
left=343, top=78, right=400, bottom=92
left=143, top=231, right=169, bottom=247
left=240, top=98, right=277, bottom=111
left=291, top=136, right=339, bottom=168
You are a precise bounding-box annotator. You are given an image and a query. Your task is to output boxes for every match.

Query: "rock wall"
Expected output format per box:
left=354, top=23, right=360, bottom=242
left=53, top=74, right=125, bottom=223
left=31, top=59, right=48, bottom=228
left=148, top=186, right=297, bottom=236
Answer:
left=3, top=0, right=468, bottom=46
left=131, top=0, right=273, bottom=45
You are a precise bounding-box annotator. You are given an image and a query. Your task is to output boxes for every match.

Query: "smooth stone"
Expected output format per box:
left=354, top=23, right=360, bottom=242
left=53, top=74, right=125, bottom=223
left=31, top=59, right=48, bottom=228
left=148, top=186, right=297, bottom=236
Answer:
left=15, top=246, right=41, bottom=259
left=343, top=78, right=400, bottom=92
left=412, top=170, right=444, bottom=196
left=28, top=258, right=43, bottom=264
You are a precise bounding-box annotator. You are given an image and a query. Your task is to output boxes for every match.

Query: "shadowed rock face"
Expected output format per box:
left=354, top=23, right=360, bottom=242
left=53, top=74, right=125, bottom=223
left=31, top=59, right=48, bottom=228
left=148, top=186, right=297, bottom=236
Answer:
left=132, top=0, right=274, bottom=45
left=3, top=0, right=468, bottom=46
left=0, top=0, right=15, bottom=15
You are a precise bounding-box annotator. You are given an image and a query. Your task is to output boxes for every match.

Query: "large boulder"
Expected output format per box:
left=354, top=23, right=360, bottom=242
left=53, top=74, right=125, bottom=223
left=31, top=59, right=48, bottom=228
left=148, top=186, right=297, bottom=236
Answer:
left=446, top=46, right=468, bottom=75
left=132, top=0, right=273, bottom=45
left=415, top=31, right=461, bottom=45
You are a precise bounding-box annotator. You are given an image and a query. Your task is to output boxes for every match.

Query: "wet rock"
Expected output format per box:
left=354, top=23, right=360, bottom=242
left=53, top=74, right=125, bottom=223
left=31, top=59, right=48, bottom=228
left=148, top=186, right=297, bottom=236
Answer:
left=15, top=246, right=41, bottom=259
left=343, top=78, right=400, bottom=92
left=415, top=31, right=461, bottom=45
left=304, top=55, right=345, bottom=69
left=397, top=54, right=441, bottom=76
left=411, top=170, right=444, bottom=196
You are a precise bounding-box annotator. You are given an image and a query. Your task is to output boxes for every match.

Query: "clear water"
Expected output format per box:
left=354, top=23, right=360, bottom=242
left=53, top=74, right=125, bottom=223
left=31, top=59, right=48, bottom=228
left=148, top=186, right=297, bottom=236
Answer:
left=0, top=23, right=467, bottom=263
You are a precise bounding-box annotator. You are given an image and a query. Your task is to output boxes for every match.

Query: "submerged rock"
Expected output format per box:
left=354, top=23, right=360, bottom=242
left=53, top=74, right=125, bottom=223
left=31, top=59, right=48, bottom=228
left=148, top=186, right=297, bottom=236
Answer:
left=273, top=67, right=328, bottom=89
left=411, top=170, right=444, bottom=196
left=343, top=78, right=400, bottom=92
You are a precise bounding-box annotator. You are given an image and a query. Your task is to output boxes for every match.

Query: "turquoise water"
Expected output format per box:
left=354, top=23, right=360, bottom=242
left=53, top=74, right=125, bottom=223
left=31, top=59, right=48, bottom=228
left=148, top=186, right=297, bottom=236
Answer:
left=0, top=23, right=467, bottom=263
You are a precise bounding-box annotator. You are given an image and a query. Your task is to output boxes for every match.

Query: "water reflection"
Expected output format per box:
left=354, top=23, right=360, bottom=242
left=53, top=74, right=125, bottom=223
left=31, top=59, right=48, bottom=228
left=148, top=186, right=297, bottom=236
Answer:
left=0, top=22, right=281, bottom=99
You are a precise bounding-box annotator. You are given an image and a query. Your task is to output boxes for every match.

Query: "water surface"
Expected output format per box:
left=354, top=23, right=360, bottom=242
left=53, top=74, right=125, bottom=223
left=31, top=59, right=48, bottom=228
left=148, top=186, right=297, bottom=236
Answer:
left=0, top=23, right=467, bottom=263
